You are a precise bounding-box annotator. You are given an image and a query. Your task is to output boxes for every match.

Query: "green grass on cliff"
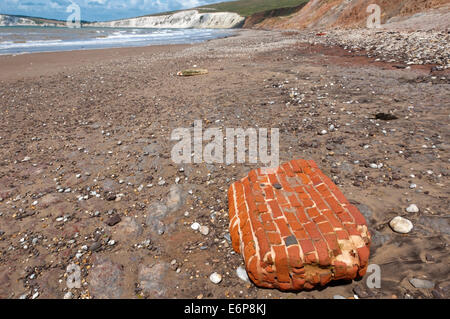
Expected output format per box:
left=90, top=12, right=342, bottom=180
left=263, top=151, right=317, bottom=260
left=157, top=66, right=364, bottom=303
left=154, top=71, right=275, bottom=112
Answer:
left=197, top=0, right=309, bottom=17
left=147, top=0, right=309, bottom=18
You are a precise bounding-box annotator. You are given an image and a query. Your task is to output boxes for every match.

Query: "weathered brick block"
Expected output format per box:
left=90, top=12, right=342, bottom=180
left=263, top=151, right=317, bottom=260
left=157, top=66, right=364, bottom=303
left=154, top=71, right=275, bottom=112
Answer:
left=228, top=159, right=371, bottom=291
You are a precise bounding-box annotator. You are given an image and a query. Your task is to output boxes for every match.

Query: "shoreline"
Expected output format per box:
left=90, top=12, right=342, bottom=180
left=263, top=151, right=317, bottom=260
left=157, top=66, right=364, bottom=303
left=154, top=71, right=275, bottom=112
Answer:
left=1, top=27, right=448, bottom=82
left=0, top=27, right=239, bottom=56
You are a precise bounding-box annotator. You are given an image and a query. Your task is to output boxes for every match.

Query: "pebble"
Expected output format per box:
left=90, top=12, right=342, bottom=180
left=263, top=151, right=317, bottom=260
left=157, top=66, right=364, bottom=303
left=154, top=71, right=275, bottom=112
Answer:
left=209, top=272, right=222, bottom=284
left=319, top=129, right=328, bottom=135
left=236, top=266, right=249, bottom=282
left=273, top=183, right=282, bottom=189
left=406, top=204, right=419, bottom=213
left=106, top=214, right=121, bottom=226
left=63, top=291, right=73, bottom=299
left=89, top=242, right=102, bottom=252
left=333, top=295, right=347, bottom=299
left=158, top=179, right=166, bottom=186
left=199, top=225, right=209, bottom=236
left=191, top=222, right=200, bottom=231
left=410, top=183, right=417, bottom=189
left=409, top=278, right=435, bottom=289
left=389, top=216, right=413, bottom=234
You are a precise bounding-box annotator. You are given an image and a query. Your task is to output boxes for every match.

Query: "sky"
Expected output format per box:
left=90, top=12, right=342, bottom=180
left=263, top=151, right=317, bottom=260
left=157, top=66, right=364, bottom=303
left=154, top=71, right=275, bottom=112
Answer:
left=0, top=0, right=231, bottom=22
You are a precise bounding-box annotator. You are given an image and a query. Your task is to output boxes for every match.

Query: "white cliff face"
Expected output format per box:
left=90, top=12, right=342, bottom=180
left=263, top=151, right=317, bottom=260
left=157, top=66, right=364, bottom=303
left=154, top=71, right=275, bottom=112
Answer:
left=0, top=14, right=37, bottom=26
left=90, top=10, right=245, bottom=29
left=0, top=14, right=61, bottom=27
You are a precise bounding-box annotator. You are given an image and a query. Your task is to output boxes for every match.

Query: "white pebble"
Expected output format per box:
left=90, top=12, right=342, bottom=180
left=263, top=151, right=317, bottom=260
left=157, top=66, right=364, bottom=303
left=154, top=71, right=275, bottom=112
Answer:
left=191, top=222, right=200, bottom=231
left=209, top=272, right=222, bottom=284
left=389, top=216, right=413, bottom=234
left=406, top=204, right=419, bottom=213
left=236, top=266, right=249, bottom=282
left=199, top=225, right=209, bottom=236
left=63, top=291, right=73, bottom=299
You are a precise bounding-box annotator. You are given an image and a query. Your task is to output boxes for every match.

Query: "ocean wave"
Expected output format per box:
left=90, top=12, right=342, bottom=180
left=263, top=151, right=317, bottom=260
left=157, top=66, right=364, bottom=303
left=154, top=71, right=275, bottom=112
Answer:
left=0, top=27, right=233, bottom=54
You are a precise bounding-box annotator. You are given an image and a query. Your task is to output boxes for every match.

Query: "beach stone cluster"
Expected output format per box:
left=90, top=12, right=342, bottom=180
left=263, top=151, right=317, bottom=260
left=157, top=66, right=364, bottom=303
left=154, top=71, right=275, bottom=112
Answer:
left=301, top=29, right=450, bottom=68
left=228, top=159, right=371, bottom=291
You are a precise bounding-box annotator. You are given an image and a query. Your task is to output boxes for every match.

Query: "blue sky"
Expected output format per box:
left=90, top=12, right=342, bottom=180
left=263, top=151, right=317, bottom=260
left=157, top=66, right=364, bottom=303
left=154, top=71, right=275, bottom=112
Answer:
left=0, top=0, right=231, bottom=22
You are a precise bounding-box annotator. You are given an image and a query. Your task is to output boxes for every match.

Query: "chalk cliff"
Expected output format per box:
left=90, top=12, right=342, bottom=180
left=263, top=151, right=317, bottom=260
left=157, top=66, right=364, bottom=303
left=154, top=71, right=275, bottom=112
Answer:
left=90, top=10, right=245, bottom=29
left=0, top=14, right=37, bottom=26
left=0, top=14, right=63, bottom=27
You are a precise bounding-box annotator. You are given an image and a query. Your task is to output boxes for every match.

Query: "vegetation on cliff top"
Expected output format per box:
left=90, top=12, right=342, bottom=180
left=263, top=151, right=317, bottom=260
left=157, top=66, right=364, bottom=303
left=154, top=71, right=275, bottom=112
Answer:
left=197, top=0, right=309, bottom=17
left=147, top=0, right=309, bottom=18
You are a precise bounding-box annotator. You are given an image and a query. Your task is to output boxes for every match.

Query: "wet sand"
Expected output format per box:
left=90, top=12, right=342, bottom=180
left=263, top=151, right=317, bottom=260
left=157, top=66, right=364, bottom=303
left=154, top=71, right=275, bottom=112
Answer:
left=0, top=29, right=448, bottom=299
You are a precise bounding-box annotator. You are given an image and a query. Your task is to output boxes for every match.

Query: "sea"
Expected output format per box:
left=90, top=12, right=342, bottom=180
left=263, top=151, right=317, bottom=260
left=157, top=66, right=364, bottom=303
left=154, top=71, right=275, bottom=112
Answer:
left=0, top=26, right=235, bottom=55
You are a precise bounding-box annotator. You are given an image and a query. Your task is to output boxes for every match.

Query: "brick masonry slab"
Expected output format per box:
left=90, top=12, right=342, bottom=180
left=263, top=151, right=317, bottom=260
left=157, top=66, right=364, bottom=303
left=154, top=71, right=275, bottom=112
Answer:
left=228, top=159, right=371, bottom=291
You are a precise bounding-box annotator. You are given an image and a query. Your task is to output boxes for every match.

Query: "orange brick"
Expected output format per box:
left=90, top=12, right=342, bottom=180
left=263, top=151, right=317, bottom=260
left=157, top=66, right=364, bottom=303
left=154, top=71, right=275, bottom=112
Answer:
left=272, top=245, right=290, bottom=283
left=263, top=186, right=275, bottom=200
left=295, top=207, right=309, bottom=224
left=336, top=229, right=350, bottom=240
left=262, top=220, right=277, bottom=232
left=318, top=222, right=334, bottom=235
left=306, top=207, right=320, bottom=219
left=314, top=240, right=331, bottom=266
left=293, top=229, right=309, bottom=240
left=267, top=232, right=282, bottom=245
left=281, top=162, right=295, bottom=177
left=323, top=233, right=341, bottom=256
left=267, top=200, right=283, bottom=219
left=287, top=245, right=303, bottom=269
left=346, top=204, right=368, bottom=226
left=299, top=239, right=315, bottom=254
left=274, top=218, right=293, bottom=238
left=304, top=222, right=322, bottom=240
left=257, top=203, right=268, bottom=213
left=289, top=160, right=302, bottom=173
left=287, top=194, right=302, bottom=207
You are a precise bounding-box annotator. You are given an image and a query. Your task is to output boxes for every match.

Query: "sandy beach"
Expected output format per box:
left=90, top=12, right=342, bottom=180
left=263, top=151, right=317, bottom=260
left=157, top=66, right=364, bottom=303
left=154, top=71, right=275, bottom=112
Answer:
left=0, top=29, right=448, bottom=299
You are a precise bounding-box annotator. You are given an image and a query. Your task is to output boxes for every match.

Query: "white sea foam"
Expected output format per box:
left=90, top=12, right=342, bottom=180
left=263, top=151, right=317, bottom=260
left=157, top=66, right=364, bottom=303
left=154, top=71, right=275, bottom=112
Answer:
left=0, top=27, right=234, bottom=55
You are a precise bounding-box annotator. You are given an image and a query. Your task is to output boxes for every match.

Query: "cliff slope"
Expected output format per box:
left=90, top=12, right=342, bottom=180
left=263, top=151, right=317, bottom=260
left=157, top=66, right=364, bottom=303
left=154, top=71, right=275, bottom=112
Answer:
left=250, top=0, right=450, bottom=30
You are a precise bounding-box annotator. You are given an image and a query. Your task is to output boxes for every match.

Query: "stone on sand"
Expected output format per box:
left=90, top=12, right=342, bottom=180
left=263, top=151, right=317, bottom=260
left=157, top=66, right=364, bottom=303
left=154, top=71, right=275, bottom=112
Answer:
left=409, top=278, right=435, bottom=289
left=406, top=204, right=419, bottom=213
left=389, top=216, right=413, bottom=233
